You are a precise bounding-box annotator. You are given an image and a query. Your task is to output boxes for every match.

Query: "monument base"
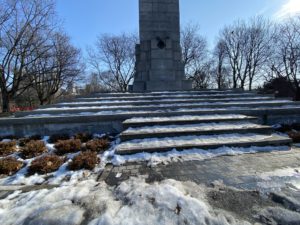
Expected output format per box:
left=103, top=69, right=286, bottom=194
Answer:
left=132, top=80, right=192, bottom=92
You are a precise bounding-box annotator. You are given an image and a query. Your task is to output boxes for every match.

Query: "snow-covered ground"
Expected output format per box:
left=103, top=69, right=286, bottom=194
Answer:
left=0, top=177, right=251, bottom=225
left=0, top=136, right=298, bottom=224
left=1, top=166, right=300, bottom=225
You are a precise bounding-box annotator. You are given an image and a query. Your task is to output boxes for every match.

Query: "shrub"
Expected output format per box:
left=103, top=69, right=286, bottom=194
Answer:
left=85, top=139, right=110, bottom=153
left=21, top=140, right=47, bottom=159
left=19, top=135, right=42, bottom=147
left=74, top=132, right=93, bottom=143
left=261, top=77, right=295, bottom=98
left=0, top=157, right=23, bottom=175
left=288, top=131, right=300, bottom=143
left=28, top=155, right=64, bottom=175
left=275, top=123, right=300, bottom=133
left=55, top=139, right=82, bottom=155
left=0, top=141, right=17, bottom=157
left=48, top=133, right=70, bottom=143
left=68, top=151, right=99, bottom=170
left=0, top=135, right=18, bottom=141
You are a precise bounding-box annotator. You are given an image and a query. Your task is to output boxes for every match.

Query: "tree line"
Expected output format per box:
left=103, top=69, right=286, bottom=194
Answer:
left=0, top=0, right=82, bottom=112
left=86, top=16, right=300, bottom=100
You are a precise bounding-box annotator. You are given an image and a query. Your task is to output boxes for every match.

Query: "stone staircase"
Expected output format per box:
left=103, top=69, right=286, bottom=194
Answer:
left=103, top=90, right=294, bottom=155
left=1, top=90, right=299, bottom=146
left=116, top=114, right=292, bottom=155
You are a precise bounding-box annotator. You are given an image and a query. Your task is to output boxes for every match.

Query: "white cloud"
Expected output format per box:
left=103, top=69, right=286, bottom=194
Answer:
left=275, top=0, right=300, bottom=19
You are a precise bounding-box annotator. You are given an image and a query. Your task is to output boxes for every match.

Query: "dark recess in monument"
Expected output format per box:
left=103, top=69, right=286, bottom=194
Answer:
left=157, top=38, right=166, bottom=49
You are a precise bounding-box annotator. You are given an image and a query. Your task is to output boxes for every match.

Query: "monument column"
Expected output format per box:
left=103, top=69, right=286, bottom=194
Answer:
left=132, top=0, right=192, bottom=92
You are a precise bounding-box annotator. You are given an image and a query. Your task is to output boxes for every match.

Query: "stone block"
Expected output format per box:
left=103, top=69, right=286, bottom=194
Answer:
left=151, top=59, right=173, bottom=70
left=146, top=80, right=183, bottom=91
left=132, top=81, right=146, bottom=92
left=149, top=70, right=176, bottom=81
left=151, top=49, right=173, bottom=59
left=182, top=80, right=193, bottom=90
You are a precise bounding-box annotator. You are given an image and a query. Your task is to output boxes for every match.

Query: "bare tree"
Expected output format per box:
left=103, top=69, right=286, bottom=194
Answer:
left=87, top=33, right=137, bottom=92
left=181, top=23, right=209, bottom=79
left=220, top=20, right=248, bottom=89
left=27, top=32, right=82, bottom=105
left=269, top=17, right=300, bottom=100
left=212, top=39, right=231, bottom=89
left=244, top=17, right=272, bottom=90
left=0, top=0, right=55, bottom=112
left=219, top=17, right=271, bottom=90
left=191, top=62, right=212, bottom=90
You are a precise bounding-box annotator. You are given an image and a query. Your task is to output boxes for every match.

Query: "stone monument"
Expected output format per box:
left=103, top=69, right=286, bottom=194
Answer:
left=132, top=0, right=192, bottom=92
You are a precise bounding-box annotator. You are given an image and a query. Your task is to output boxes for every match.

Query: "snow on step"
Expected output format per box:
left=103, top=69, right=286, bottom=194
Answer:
left=77, top=92, right=256, bottom=101
left=122, top=122, right=270, bottom=135
left=123, top=114, right=257, bottom=128
left=21, top=105, right=300, bottom=118
left=120, top=122, right=272, bottom=141
left=36, top=100, right=296, bottom=112
left=58, top=96, right=274, bottom=105
left=116, top=133, right=291, bottom=155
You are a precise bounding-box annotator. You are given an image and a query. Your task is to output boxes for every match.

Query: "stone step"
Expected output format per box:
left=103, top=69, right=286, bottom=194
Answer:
left=13, top=106, right=300, bottom=126
left=84, top=90, right=256, bottom=98
left=120, top=123, right=273, bottom=141
left=75, top=93, right=262, bottom=102
left=52, top=97, right=276, bottom=108
left=16, top=101, right=299, bottom=117
left=123, top=114, right=258, bottom=129
left=116, top=133, right=292, bottom=155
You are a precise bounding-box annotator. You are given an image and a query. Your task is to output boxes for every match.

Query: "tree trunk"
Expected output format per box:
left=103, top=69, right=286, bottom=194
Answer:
left=39, top=99, right=45, bottom=105
left=1, top=91, right=10, bottom=113
left=294, top=88, right=300, bottom=101
left=249, top=79, right=253, bottom=91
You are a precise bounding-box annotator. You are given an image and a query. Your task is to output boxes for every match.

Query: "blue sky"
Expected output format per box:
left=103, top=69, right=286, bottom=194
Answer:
left=56, top=0, right=300, bottom=50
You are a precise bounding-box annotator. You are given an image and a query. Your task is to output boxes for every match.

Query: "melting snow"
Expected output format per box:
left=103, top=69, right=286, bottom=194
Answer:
left=112, top=146, right=290, bottom=167
left=0, top=177, right=251, bottom=225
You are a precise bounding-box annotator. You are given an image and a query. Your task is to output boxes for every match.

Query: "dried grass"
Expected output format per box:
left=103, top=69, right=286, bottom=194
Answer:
left=0, top=157, right=23, bottom=175
left=29, top=155, right=64, bottom=175
left=68, top=151, right=99, bottom=170
left=55, top=139, right=82, bottom=155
